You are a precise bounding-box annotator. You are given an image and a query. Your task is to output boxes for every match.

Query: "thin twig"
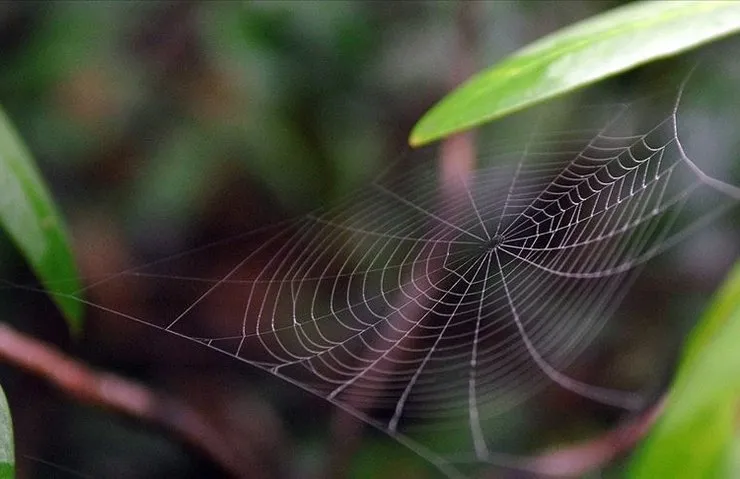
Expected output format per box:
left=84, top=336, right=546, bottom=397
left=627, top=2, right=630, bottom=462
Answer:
left=0, top=323, right=250, bottom=478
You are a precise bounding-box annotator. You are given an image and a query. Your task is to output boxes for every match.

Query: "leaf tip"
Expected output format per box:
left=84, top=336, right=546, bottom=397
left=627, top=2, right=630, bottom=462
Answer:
left=407, top=133, right=426, bottom=148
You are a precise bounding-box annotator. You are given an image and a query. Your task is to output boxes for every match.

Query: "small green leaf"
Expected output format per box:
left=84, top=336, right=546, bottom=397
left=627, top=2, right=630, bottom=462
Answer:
left=0, top=385, right=13, bottom=479
left=629, top=262, right=740, bottom=478
left=0, top=107, right=83, bottom=333
left=410, top=1, right=740, bottom=146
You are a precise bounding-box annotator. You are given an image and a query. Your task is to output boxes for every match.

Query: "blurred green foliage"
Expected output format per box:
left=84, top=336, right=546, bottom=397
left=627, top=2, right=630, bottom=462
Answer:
left=0, top=1, right=405, bottom=243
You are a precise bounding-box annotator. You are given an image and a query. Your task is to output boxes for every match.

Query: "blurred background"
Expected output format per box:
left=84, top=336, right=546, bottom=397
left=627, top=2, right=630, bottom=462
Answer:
left=0, top=1, right=738, bottom=478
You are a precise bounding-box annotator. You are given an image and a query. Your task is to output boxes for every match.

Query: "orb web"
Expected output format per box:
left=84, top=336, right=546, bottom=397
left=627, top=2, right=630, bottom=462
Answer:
left=43, top=81, right=740, bottom=477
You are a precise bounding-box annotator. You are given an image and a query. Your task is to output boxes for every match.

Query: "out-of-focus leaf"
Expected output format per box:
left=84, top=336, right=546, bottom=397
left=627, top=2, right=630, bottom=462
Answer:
left=0, top=385, right=13, bottom=479
left=0, top=107, right=82, bottom=333
left=629, top=262, right=740, bottom=478
left=679, top=262, right=740, bottom=367
left=410, top=1, right=740, bottom=146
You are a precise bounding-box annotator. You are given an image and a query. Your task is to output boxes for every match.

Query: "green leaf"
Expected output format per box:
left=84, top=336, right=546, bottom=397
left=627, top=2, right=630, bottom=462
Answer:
left=629, top=262, right=740, bottom=478
left=0, top=107, right=83, bottom=333
left=0, top=385, right=14, bottom=479
left=410, top=1, right=740, bottom=146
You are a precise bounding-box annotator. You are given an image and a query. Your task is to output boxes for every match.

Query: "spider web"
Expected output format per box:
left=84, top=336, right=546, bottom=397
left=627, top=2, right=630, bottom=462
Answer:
left=28, top=81, right=740, bottom=477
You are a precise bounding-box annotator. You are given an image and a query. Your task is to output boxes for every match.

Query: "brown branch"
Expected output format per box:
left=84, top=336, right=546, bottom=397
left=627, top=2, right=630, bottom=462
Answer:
left=0, top=323, right=251, bottom=478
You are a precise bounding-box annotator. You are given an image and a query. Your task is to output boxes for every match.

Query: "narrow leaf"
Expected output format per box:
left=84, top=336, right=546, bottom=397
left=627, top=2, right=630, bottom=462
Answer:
left=0, top=385, right=13, bottom=479
left=629, top=262, right=740, bottom=478
left=0, top=107, right=83, bottom=333
left=410, top=1, right=740, bottom=146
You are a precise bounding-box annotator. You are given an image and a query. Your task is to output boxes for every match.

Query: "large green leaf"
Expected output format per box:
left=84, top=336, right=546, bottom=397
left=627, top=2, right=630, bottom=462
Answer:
left=410, top=1, right=740, bottom=146
left=0, top=107, right=83, bottom=333
left=629, top=262, right=740, bottom=478
left=0, top=385, right=13, bottom=479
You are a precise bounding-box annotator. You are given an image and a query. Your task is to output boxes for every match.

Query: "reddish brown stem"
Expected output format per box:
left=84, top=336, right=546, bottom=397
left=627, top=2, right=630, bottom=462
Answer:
left=0, top=323, right=249, bottom=478
left=519, top=399, right=665, bottom=478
